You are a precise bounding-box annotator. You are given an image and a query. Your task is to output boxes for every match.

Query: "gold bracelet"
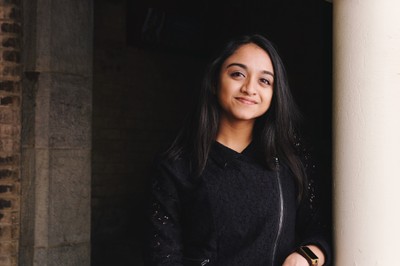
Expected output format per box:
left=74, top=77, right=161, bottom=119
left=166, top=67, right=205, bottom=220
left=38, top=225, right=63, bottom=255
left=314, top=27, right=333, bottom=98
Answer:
left=296, top=246, right=319, bottom=266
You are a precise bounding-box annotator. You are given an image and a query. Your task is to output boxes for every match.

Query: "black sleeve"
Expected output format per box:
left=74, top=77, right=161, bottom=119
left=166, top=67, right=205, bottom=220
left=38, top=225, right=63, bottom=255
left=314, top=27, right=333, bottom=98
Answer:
left=295, top=140, right=333, bottom=265
left=142, top=158, right=184, bottom=266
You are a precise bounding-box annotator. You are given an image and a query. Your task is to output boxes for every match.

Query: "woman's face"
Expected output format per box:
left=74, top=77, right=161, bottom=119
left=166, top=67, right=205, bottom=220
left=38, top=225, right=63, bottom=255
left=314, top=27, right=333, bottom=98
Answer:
left=217, top=43, right=274, bottom=123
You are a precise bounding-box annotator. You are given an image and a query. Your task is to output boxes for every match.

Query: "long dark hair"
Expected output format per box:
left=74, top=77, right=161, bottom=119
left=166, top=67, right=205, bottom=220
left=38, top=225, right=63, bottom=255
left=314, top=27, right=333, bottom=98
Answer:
left=165, top=34, right=306, bottom=201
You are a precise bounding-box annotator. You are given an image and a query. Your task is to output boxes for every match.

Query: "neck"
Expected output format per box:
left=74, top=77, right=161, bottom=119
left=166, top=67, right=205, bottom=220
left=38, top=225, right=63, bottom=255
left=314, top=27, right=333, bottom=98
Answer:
left=216, top=116, right=255, bottom=152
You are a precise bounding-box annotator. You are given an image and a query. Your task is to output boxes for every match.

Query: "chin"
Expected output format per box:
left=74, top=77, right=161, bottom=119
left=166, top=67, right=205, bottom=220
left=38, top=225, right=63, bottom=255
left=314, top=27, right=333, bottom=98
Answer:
left=232, top=113, right=259, bottom=121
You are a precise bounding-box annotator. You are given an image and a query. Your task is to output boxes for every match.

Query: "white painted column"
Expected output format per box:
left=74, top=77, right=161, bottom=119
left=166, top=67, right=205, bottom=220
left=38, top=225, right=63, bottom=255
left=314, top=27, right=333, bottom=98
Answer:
left=333, top=0, right=400, bottom=265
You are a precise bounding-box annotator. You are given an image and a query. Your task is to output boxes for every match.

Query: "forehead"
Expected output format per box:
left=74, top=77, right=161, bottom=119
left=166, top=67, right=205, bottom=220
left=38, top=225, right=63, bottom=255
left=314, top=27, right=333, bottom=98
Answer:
left=223, top=43, right=274, bottom=72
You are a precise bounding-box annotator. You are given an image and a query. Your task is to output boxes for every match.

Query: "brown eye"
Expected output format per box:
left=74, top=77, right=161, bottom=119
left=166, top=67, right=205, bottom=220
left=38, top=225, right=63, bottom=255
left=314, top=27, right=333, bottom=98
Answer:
left=230, top=71, right=245, bottom=78
left=260, top=78, right=271, bottom=85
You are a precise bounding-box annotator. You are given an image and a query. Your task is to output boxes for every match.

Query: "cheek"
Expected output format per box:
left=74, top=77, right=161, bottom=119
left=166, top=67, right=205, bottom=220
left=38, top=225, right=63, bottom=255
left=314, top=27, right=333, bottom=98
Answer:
left=219, top=75, right=240, bottom=94
left=259, top=90, right=274, bottom=113
left=262, top=89, right=274, bottom=103
left=216, top=88, right=227, bottom=108
left=217, top=84, right=232, bottom=103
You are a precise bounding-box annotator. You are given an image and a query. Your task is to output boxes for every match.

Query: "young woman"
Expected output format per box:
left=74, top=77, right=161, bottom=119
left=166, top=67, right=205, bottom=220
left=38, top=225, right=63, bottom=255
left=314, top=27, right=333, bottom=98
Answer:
left=143, top=34, right=331, bottom=266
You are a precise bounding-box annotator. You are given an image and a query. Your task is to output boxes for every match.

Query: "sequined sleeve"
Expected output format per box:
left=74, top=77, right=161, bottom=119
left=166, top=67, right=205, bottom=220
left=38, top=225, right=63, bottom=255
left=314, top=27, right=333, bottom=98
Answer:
left=295, top=139, right=332, bottom=265
left=143, top=159, right=184, bottom=266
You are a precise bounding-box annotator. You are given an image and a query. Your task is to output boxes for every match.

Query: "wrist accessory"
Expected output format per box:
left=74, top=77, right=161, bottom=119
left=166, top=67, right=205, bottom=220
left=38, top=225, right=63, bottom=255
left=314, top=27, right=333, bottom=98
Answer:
left=296, top=246, right=319, bottom=266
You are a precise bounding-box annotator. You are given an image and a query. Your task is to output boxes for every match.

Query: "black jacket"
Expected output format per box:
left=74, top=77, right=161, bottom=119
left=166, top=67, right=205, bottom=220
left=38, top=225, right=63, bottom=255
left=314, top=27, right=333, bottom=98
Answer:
left=143, top=141, right=331, bottom=266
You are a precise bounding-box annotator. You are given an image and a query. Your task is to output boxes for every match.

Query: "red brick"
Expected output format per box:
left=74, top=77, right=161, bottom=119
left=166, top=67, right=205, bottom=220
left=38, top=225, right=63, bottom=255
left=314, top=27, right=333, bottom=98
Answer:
left=0, top=225, right=18, bottom=240
left=0, top=6, right=20, bottom=20
left=0, top=139, right=19, bottom=153
left=0, top=254, right=17, bottom=265
left=0, top=125, right=19, bottom=137
left=0, top=96, right=19, bottom=107
left=0, top=156, right=16, bottom=166
left=0, top=23, right=21, bottom=34
left=0, top=0, right=21, bottom=263
left=0, top=169, right=18, bottom=180
left=0, top=211, right=18, bottom=224
left=0, top=65, right=21, bottom=77
left=0, top=81, right=19, bottom=93
left=0, top=0, right=20, bottom=5
left=2, top=51, right=20, bottom=63
left=0, top=241, right=17, bottom=256
left=0, top=109, right=19, bottom=123
left=0, top=37, right=20, bottom=49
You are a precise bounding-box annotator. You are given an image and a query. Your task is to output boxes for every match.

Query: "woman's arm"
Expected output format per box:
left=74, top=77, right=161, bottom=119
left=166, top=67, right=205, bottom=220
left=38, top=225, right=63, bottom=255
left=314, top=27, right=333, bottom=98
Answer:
left=142, top=159, right=184, bottom=266
left=287, top=140, right=332, bottom=265
left=283, top=178, right=331, bottom=265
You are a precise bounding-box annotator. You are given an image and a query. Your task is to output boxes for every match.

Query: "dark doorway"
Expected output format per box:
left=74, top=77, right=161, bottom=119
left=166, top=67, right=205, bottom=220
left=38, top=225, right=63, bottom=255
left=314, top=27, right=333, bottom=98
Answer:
left=91, top=1, right=332, bottom=265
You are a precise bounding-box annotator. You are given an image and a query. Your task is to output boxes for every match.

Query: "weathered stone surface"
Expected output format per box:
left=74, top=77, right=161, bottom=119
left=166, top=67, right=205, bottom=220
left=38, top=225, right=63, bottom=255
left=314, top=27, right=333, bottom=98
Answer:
left=31, top=148, right=49, bottom=248
left=18, top=148, right=35, bottom=265
left=47, top=243, right=90, bottom=266
left=29, top=244, right=90, bottom=266
left=21, top=72, right=38, bottom=148
left=34, top=73, right=91, bottom=148
left=20, top=147, right=91, bottom=264
left=48, top=74, right=91, bottom=148
left=19, top=0, right=92, bottom=265
left=24, top=0, right=92, bottom=76
left=48, top=149, right=90, bottom=246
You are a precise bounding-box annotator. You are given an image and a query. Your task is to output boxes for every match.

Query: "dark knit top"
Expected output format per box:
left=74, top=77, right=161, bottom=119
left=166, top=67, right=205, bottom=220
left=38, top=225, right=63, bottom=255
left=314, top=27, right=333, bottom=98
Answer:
left=143, top=141, right=331, bottom=266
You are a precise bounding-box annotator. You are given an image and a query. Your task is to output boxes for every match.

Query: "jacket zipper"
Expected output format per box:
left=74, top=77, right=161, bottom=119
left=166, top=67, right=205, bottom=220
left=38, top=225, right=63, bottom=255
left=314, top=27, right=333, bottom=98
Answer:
left=200, top=259, right=210, bottom=266
left=183, top=257, right=210, bottom=266
left=271, top=157, right=284, bottom=266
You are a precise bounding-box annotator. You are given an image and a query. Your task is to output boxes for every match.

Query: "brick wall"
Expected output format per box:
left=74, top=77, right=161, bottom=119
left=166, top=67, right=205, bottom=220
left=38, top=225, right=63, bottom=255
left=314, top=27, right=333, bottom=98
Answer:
left=0, top=0, right=21, bottom=265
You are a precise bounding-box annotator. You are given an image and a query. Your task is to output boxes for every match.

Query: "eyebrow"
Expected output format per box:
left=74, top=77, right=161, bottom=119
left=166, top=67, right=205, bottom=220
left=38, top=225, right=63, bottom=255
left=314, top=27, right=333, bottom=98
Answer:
left=226, top=63, right=274, bottom=77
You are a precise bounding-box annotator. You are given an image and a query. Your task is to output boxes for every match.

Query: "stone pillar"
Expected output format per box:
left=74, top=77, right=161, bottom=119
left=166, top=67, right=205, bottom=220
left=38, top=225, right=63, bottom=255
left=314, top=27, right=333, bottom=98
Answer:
left=333, top=0, right=400, bottom=264
left=20, top=0, right=93, bottom=265
left=0, top=0, right=22, bottom=265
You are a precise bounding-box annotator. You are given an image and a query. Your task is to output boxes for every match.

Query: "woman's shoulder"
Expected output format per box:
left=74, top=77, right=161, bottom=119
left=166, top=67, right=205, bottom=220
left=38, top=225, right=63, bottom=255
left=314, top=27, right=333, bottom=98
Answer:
left=153, top=150, right=189, bottom=167
left=151, top=151, right=192, bottom=181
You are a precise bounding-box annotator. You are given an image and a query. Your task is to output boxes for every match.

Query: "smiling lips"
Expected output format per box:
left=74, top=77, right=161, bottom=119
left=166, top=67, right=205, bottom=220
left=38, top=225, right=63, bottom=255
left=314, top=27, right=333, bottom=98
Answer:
left=235, top=97, right=258, bottom=105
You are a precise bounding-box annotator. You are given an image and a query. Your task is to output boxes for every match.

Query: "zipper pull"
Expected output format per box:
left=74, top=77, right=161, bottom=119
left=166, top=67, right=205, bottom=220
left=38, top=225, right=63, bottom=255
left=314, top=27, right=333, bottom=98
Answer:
left=275, top=156, right=280, bottom=170
left=201, top=259, right=210, bottom=266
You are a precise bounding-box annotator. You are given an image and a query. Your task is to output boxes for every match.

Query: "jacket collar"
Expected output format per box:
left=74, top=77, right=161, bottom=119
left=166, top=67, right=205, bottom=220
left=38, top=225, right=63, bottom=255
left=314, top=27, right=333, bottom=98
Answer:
left=209, top=140, right=262, bottom=168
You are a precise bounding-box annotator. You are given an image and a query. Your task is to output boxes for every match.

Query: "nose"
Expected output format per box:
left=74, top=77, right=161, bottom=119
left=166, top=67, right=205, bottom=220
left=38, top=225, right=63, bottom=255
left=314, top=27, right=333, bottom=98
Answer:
left=240, top=77, right=257, bottom=95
